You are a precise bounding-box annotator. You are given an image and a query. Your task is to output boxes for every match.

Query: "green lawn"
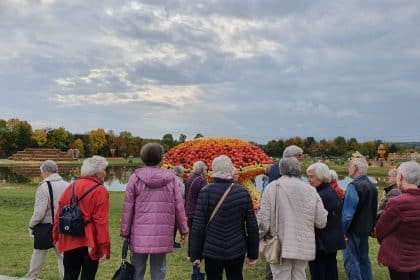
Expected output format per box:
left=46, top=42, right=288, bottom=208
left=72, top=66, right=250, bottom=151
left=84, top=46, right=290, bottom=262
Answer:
left=0, top=184, right=388, bottom=279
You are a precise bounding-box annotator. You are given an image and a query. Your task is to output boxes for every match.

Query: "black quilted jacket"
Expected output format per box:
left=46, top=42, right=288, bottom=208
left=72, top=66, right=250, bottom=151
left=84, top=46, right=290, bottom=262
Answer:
left=188, top=178, right=259, bottom=261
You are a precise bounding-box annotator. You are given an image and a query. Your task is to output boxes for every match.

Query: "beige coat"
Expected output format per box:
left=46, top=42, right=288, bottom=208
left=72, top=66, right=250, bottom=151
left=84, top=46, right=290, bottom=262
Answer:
left=29, top=173, right=69, bottom=228
left=258, top=176, right=328, bottom=261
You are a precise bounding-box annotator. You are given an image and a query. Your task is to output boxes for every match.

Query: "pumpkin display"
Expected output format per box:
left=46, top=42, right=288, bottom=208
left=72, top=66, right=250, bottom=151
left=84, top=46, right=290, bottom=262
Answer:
left=162, top=137, right=273, bottom=209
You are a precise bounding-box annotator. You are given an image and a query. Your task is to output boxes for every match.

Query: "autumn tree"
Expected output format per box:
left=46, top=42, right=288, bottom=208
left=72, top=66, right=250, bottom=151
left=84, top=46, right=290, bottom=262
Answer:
left=194, top=133, right=204, bottom=139
left=73, top=139, right=85, bottom=157
left=88, top=128, right=107, bottom=155
left=178, top=133, right=187, bottom=143
left=0, top=118, right=33, bottom=156
left=31, top=129, right=48, bottom=147
left=47, top=127, right=72, bottom=151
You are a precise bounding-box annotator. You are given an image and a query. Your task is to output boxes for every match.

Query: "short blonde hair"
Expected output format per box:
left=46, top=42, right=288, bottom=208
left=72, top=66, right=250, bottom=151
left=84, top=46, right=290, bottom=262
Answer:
left=306, top=162, right=332, bottom=183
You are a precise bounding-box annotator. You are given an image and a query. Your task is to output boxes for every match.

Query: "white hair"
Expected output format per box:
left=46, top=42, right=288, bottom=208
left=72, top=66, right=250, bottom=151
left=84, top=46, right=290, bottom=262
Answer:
left=350, top=158, right=368, bottom=175
left=307, top=162, right=332, bottom=183
left=192, top=161, right=207, bottom=174
left=173, top=166, right=184, bottom=177
left=212, top=155, right=234, bottom=179
left=388, top=168, right=397, bottom=177
left=40, top=160, right=58, bottom=173
left=330, top=169, right=339, bottom=181
left=397, top=161, right=420, bottom=185
left=81, top=155, right=108, bottom=177
left=282, top=145, right=303, bottom=158
left=279, top=157, right=301, bottom=177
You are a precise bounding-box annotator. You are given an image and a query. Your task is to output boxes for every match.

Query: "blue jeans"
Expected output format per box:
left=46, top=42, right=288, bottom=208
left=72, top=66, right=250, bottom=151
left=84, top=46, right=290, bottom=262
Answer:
left=343, top=234, right=372, bottom=280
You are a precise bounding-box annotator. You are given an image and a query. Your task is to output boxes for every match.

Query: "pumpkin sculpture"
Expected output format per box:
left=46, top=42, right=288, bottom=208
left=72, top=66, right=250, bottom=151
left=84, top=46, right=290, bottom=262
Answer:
left=162, top=137, right=273, bottom=209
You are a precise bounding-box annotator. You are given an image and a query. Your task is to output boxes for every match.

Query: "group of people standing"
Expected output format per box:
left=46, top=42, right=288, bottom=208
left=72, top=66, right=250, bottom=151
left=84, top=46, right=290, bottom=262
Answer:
left=23, top=143, right=420, bottom=280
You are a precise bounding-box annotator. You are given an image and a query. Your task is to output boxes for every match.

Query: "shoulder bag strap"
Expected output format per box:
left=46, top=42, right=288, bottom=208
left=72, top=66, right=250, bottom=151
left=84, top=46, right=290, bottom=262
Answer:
left=207, top=183, right=234, bottom=227
left=77, top=183, right=101, bottom=204
left=46, top=181, right=54, bottom=224
left=273, top=182, right=280, bottom=235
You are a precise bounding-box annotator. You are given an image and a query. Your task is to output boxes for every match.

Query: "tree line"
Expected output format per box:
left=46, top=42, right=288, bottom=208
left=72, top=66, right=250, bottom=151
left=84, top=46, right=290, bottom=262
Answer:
left=0, top=118, right=416, bottom=159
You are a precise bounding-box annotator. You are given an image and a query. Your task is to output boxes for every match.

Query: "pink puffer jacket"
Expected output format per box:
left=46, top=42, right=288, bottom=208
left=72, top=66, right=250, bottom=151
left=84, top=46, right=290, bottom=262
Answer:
left=120, top=167, right=188, bottom=254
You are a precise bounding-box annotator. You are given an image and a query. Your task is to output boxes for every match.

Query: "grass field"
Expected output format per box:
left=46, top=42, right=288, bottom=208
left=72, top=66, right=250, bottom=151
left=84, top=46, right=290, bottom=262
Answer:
left=0, top=183, right=388, bottom=280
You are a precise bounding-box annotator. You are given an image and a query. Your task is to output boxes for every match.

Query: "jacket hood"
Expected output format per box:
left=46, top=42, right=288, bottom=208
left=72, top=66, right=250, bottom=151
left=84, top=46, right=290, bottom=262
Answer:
left=135, top=167, right=175, bottom=188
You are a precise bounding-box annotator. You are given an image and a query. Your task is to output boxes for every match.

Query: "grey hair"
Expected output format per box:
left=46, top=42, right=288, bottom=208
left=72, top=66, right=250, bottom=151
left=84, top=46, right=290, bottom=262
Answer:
left=307, top=162, right=332, bottom=183
left=192, top=161, right=207, bottom=174
left=40, top=160, right=58, bottom=173
left=350, top=158, right=368, bottom=175
left=388, top=168, right=397, bottom=177
left=81, top=155, right=108, bottom=177
left=212, top=155, right=234, bottom=178
left=279, top=157, right=301, bottom=177
left=397, top=161, right=420, bottom=185
left=173, top=165, right=184, bottom=177
left=330, top=169, right=339, bottom=181
left=282, top=145, right=303, bottom=158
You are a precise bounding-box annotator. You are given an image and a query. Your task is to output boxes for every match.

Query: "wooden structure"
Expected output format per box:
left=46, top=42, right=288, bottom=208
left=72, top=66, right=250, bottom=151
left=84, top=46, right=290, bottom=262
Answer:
left=8, top=148, right=76, bottom=161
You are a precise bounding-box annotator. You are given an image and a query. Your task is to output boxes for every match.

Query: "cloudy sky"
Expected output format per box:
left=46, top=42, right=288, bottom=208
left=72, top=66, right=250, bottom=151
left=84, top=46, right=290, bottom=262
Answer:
left=1, top=0, right=419, bottom=143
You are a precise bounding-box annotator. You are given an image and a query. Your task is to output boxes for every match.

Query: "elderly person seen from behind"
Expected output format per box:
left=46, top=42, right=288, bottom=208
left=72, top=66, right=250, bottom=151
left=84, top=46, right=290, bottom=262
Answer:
left=120, top=143, right=188, bottom=280
left=189, top=155, right=259, bottom=280
left=173, top=165, right=186, bottom=248
left=306, top=163, right=345, bottom=280
left=258, top=157, right=328, bottom=280
left=376, top=161, right=420, bottom=279
left=53, top=156, right=111, bottom=280
left=25, top=160, right=68, bottom=280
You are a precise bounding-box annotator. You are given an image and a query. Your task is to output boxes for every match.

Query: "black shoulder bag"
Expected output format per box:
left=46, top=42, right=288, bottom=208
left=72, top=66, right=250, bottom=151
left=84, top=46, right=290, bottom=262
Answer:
left=33, top=181, right=55, bottom=250
left=112, top=239, right=135, bottom=280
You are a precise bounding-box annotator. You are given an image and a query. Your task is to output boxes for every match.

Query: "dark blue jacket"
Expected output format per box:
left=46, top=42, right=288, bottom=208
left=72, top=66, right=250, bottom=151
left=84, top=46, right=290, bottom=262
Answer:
left=267, top=161, right=281, bottom=183
left=188, top=178, right=259, bottom=261
left=315, top=183, right=346, bottom=253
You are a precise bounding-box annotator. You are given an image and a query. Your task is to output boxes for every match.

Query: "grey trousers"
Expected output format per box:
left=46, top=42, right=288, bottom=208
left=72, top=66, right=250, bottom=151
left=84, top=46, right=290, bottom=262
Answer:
left=24, top=247, right=64, bottom=280
left=131, top=253, right=166, bottom=280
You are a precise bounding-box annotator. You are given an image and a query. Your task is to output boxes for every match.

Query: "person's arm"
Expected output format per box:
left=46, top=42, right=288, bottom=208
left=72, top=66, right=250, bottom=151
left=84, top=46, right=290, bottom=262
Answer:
left=29, top=184, right=49, bottom=228
left=376, top=199, right=401, bottom=243
left=342, top=183, right=359, bottom=233
left=120, top=174, right=137, bottom=238
left=257, top=183, right=272, bottom=239
left=173, top=179, right=188, bottom=236
left=244, top=191, right=259, bottom=261
left=91, top=187, right=110, bottom=259
left=189, top=189, right=208, bottom=261
left=314, top=193, right=328, bottom=229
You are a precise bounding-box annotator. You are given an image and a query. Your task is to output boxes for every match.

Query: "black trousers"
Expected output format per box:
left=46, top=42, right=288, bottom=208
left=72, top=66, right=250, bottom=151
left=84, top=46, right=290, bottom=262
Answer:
left=205, top=255, right=245, bottom=280
left=308, top=251, right=339, bottom=280
left=63, top=247, right=99, bottom=280
left=389, top=268, right=420, bottom=280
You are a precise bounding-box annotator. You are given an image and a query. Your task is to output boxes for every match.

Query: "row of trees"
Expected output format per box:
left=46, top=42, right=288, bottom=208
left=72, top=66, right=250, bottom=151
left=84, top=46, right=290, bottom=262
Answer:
left=0, top=118, right=416, bottom=159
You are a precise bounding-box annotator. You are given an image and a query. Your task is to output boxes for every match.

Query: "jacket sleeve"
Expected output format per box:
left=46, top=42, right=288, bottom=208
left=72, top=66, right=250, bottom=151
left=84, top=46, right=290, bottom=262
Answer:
left=342, top=183, right=359, bottom=233
left=188, top=189, right=208, bottom=260
left=53, top=191, right=66, bottom=244
left=173, top=179, right=189, bottom=235
left=244, top=191, right=259, bottom=260
left=376, top=199, right=401, bottom=243
left=29, top=183, right=49, bottom=228
left=120, top=174, right=138, bottom=238
left=91, top=187, right=110, bottom=258
left=314, top=193, right=328, bottom=229
left=257, top=183, right=272, bottom=239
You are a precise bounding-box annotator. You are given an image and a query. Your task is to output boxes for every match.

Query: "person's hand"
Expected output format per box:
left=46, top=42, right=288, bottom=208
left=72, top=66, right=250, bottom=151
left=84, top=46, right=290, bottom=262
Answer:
left=88, top=247, right=93, bottom=253
left=247, top=258, right=257, bottom=266
left=28, top=228, right=33, bottom=238
left=193, top=259, right=201, bottom=267
left=181, top=233, right=188, bottom=244
left=99, top=255, right=108, bottom=262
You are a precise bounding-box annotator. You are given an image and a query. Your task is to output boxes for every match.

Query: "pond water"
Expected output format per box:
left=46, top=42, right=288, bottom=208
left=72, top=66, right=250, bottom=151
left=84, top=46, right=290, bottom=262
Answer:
left=1, top=165, right=386, bottom=192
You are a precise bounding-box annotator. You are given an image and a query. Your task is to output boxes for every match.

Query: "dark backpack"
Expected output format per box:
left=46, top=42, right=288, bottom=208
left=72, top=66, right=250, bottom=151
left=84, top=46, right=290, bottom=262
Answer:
left=58, top=181, right=100, bottom=236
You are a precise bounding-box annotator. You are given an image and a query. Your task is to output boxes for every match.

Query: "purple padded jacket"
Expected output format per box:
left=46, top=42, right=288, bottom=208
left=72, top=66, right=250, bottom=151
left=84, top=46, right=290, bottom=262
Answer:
left=120, top=166, right=188, bottom=254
